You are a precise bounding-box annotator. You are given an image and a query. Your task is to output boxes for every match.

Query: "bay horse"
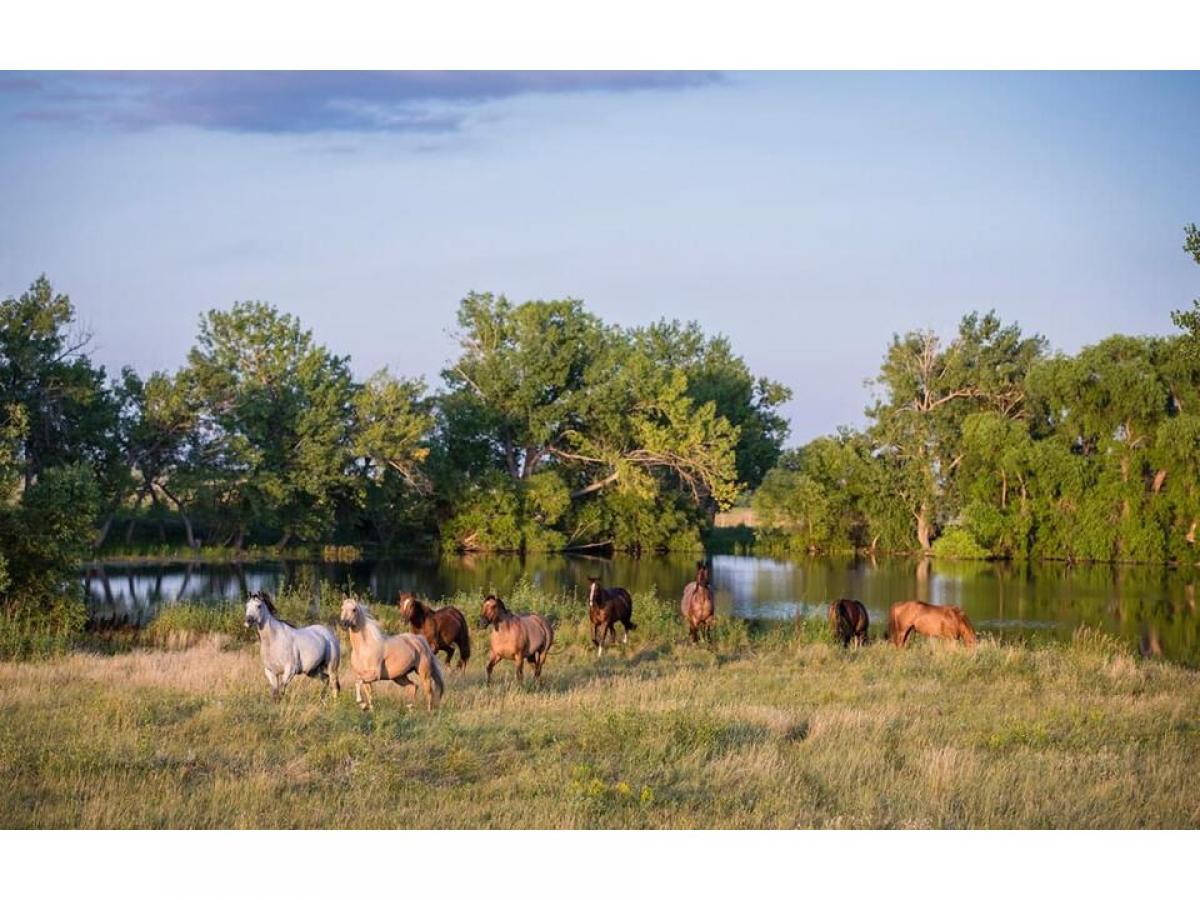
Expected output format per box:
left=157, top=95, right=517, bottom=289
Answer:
left=479, top=594, right=554, bottom=684
left=243, top=591, right=340, bottom=701
left=680, top=561, right=715, bottom=643
left=397, top=591, right=471, bottom=669
left=828, top=598, right=870, bottom=648
left=586, top=576, right=636, bottom=657
left=887, top=600, right=977, bottom=648
left=338, top=595, right=445, bottom=711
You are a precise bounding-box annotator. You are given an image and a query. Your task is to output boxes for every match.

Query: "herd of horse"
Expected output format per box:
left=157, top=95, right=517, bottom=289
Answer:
left=243, top=561, right=976, bottom=710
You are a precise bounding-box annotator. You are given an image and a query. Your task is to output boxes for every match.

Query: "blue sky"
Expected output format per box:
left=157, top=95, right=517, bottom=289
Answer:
left=1, top=71, right=1197, bottom=443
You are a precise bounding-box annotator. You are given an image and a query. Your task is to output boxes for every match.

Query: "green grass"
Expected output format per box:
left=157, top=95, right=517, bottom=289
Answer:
left=2, top=584, right=1199, bottom=828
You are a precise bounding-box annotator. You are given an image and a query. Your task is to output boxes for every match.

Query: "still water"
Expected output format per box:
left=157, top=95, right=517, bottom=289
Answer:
left=84, top=554, right=1200, bottom=665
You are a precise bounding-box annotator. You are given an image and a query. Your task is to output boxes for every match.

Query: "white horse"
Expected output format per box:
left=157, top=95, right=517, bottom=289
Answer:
left=244, top=591, right=341, bottom=701
left=338, top=595, right=444, bottom=711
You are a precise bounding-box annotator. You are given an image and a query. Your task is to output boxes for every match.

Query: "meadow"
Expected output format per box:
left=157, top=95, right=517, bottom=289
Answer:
left=2, top=582, right=1199, bottom=828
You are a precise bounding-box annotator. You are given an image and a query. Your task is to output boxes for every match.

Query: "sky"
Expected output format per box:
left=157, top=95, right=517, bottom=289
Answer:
left=1, top=71, right=1198, bottom=444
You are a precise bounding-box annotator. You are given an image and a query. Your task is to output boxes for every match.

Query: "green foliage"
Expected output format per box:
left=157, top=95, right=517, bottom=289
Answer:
left=931, top=527, right=990, bottom=560
left=436, top=292, right=747, bottom=551
left=0, top=464, right=99, bottom=658
left=749, top=225, right=1200, bottom=563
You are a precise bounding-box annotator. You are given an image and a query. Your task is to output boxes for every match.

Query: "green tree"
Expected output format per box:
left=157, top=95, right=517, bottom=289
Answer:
left=437, top=293, right=741, bottom=551
left=182, top=302, right=358, bottom=548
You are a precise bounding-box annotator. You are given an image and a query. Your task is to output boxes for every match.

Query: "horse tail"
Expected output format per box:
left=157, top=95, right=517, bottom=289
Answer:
left=428, top=651, right=445, bottom=706
left=886, top=604, right=900, bottom=644
left=457, top=618, right=472, bottom=663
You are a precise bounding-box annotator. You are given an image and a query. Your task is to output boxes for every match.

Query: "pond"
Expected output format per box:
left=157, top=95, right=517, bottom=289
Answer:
left=83, top=553, right=1200, bottom=665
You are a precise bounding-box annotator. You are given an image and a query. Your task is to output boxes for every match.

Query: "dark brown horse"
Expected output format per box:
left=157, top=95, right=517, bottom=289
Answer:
left=479, top=594, right=554, bottom=684
left=586, top=577, right=636, bottom=657
left=680, top=561, right=715, bottom=643
left=887, top=600, right=977, bottom=648
left=397, top=591, right=471, bottom=669
left=828, top=598, right=870, bottom=648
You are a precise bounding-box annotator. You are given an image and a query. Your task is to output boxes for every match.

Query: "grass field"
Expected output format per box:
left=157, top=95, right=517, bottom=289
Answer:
left=2, top=583, right=1199, bottom=828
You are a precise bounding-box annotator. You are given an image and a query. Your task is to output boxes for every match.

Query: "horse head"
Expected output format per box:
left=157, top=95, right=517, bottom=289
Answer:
left=587, top=577, right=601, bottom=606
left=480, top=594, right=505, bottom=628
left=244, top=591, right=272, bottom=628
left=397, top=592, right=419, bottom=621
left=339, top=595, right=364, bottom=630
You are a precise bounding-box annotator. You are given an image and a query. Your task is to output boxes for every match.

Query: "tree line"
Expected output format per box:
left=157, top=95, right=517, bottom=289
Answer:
left=752, top=225, right=1200, bottom=565
left=0, top=283, right=791, bottom=560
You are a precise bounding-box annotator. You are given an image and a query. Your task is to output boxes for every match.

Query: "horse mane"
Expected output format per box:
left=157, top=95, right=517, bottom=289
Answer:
left=256, top=593, right=298, bottom=629
left=352, top=600, right=387, bottom=642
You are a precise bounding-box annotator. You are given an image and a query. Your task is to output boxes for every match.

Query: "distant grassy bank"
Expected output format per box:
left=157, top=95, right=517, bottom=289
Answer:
left=3, top=582, right=1198, bottom=828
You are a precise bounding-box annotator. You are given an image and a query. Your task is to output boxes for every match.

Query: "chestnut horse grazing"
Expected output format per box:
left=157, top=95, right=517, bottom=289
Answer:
left=828, top=598, right=870, bottom=648
left=586, top=577, right=636, bottom=657
left=887, top=600, right=977, bottom=648
left=479, top=594, right=554, bottom=683
left=339, top=596, right=445, bottom=711
left=397, top=591, right=471, bottom=669
left=680, top=562, right=715, bottom=643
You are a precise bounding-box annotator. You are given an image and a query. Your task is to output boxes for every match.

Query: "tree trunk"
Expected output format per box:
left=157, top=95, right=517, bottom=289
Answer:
left=1152, top=469, right=1167, bottom=494
left=275, top=529, right=292, bottom=551
left=916, top=503, right=933, bottom=553
left=93, top=512, right=114, bottom=550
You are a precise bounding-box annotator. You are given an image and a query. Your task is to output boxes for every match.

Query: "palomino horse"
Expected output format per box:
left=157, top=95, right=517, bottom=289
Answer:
left=586, top=576, right=636, bottom=657
left=680, top=561, right=715, bottom=643
left=828, top=598, right=870, bottom=648
left=244, top=591, right=340, bottom=701
left=397, top=591, right=471, bottom=669
left=338, top=596, right=445, bottom=711
left=479, top=594, right=554, bottom=683
left=887, top=600, right=977, bottom=648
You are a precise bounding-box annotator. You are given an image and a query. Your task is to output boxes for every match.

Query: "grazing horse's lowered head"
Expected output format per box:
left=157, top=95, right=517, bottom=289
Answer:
left=887, top=600, right=977, bottom=649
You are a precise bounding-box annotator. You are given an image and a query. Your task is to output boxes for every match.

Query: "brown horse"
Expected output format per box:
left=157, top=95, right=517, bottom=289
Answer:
left=339, top=596, right=445, bottom=711
left=680, top=561, right=715, bottom=643
left=828, top=598, right=870, bottom=648
left=397, top=591, right=471, bottom=669
left=887, top=600, right=977, bottom=648
left=586, top=577, right=636, bottom=657
left=479, top=595, right=554, bottom=684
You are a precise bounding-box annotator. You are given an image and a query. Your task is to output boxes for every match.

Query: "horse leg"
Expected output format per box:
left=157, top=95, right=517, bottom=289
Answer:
left=534, top=650, right=546, bottom=678
left=362, top=681, right=376, bottom=712
left=606, top=624, right=616, bottom=652
left=486, top=653, right=499, bottom=685
left=265, top=669, right=280, bottom=701
left=900, top=625, right=915, bottom=649
left=514, top=655, right=525, bottom=683
left=443, top=645, right=455, bottom=668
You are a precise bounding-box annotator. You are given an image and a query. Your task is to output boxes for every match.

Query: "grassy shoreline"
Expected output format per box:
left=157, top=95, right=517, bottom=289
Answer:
left=4, top=583, right=1199, bottom=828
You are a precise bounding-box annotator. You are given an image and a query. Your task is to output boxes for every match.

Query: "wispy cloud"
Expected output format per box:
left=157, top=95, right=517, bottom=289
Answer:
left=0, top=71, right=722, bottom=134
